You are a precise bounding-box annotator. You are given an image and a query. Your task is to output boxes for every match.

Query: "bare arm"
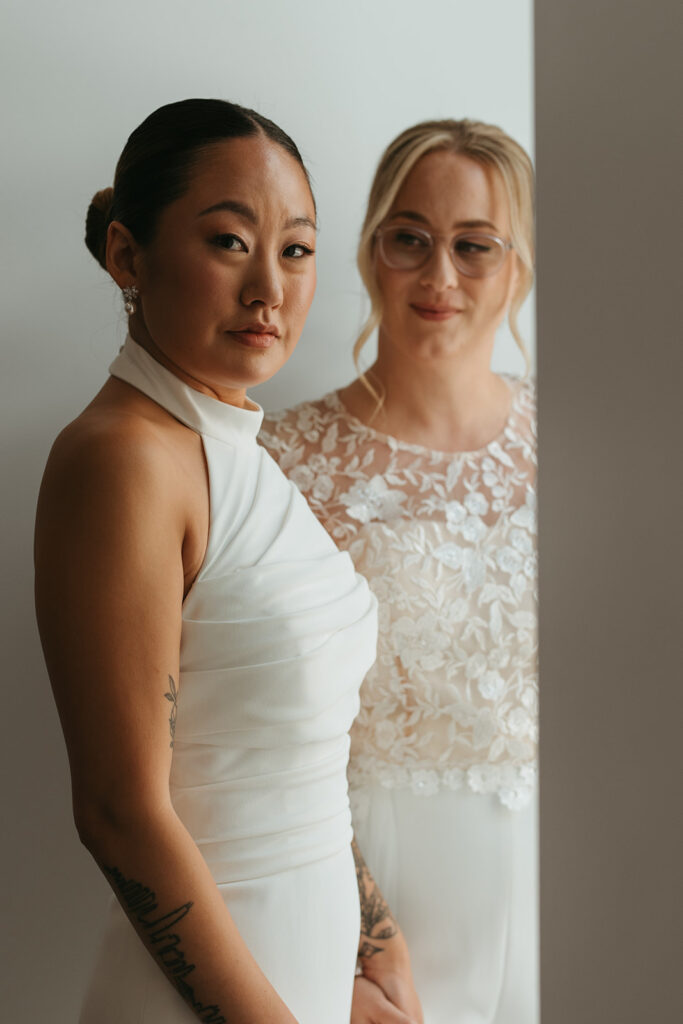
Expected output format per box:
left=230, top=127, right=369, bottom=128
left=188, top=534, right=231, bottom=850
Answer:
left=351, top=839, right=423, bottom=1024
left=35, top=415, right=297, bottom=1024
left=352, top=838, right=399, bottom=959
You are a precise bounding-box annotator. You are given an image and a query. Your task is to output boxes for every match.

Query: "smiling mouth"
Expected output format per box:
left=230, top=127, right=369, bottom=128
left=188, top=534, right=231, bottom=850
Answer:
left=410, top=304, right=463, bottom=321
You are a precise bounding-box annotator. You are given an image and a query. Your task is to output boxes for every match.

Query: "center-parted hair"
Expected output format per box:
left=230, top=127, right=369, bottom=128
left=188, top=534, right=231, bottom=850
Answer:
left=85, top=98, right=313, bottom=271
left=355, top=118, right=535, bottom=375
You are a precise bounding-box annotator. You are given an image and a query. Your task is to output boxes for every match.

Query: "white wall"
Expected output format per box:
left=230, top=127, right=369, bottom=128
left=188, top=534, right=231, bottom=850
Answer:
left=0, top=1, right=533, bottom=1019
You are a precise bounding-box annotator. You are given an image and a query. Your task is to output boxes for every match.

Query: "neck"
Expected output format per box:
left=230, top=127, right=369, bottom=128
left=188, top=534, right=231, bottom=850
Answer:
left=128, top=320, right=252, bottom=409
left=341, top=331, right=513, bottom=452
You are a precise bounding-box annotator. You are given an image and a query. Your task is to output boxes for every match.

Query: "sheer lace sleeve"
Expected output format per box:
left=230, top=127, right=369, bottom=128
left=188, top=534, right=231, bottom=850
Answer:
left=261, top=378, right=537, bottom=810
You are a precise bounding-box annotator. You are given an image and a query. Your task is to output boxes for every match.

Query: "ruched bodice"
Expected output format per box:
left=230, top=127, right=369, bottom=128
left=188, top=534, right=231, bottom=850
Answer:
left=109, top=338, right=377, bottom=884
left=81, top=337, right=376, bottom=1023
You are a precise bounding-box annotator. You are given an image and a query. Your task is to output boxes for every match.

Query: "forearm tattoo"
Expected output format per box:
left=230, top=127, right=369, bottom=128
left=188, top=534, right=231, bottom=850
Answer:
left=104, top=865, right=226, bottom=1023
left=164, top=674, right=178, bottom=748
left=352, top=839, right=398, bottom=959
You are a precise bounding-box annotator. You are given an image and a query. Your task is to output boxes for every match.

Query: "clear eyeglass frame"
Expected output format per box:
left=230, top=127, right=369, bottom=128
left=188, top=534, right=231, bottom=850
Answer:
left=374, top=224, right=513, bottom=279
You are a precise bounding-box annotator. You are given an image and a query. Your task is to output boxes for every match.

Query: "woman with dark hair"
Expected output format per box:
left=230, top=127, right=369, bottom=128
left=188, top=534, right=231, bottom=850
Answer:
left=34, top=99, right=383, bottom=1023
left=262, top=118, right=538, bottom=1024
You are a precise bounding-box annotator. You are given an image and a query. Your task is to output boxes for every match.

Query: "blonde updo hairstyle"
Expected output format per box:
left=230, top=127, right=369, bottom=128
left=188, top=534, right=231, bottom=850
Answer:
left=355, top=118, right=535, bottom=378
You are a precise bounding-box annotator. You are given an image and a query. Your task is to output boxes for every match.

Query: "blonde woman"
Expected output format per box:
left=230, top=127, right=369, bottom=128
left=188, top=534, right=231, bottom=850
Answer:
left=261, top=119, right=538, bottom=1023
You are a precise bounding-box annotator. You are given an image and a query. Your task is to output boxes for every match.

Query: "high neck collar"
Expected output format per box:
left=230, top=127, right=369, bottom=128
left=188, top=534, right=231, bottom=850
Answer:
left=108, top=335, right=264, bottom=445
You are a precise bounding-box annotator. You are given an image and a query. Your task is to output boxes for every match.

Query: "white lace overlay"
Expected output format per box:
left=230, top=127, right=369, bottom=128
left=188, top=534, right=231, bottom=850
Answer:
left=261, top=378, right=537, bottom=809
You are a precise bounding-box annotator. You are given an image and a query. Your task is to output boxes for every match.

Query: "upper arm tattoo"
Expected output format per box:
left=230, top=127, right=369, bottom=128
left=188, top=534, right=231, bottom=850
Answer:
left=352, top=838, right=398, bottom=959
left=164, top=674, right=178, bottom=748
left=105, top=864, right=226, bottom=1023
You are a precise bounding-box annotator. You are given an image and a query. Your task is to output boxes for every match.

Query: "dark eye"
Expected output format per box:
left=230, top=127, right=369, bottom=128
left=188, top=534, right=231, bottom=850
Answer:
left=283, top=243, right=315, bottom=259
left=393, top=229, right=429, bottom=249
left=454, top=237, right=492, bottom=255
left=212, top=233, right=247, bottom=252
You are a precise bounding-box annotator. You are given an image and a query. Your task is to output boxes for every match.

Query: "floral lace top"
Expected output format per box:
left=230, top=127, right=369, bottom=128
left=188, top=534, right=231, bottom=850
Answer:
left=260, top=377, right=537, bottom=810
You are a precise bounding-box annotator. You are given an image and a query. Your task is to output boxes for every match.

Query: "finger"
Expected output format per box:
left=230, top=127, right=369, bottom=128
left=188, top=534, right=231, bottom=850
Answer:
left=352, top=977, right=418, bottom=1024
left=381, top=987, right=423, bottom=1024
left=365, top=974, right=423, bottom=1022
left=375, top=1004, right=417, bottom=1024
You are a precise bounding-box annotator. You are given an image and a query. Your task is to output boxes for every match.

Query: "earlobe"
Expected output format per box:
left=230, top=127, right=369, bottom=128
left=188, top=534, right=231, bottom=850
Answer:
left=105, top=220, right=142, bottom=290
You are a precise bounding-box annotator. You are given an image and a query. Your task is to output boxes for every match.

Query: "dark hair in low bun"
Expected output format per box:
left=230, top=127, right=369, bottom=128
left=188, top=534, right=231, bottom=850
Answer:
left=85, top=187, right=115, bottom=269
left=83, top=98, right=313, bottom=270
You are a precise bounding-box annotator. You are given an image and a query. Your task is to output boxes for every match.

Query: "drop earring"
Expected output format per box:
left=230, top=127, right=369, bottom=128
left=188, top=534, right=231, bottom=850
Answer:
left=122, top=285, right=139, bottom=315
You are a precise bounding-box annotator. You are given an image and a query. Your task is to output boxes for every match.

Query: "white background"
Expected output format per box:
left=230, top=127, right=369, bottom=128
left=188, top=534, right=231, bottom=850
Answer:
left=0, top=1, right=533, bottom=1019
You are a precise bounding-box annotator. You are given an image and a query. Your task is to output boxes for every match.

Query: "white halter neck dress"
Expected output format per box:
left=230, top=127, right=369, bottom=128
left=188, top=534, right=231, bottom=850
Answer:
left=80, top=338, right=377, bottom=1024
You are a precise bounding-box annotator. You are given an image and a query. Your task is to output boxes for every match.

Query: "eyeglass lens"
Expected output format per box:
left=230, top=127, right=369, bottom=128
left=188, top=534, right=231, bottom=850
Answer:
left=380, top=226, right=507, bottom=278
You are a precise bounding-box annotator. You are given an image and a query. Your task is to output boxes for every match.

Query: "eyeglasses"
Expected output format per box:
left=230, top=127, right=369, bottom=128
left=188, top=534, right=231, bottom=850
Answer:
left=375, top=224, right=513, bottom=278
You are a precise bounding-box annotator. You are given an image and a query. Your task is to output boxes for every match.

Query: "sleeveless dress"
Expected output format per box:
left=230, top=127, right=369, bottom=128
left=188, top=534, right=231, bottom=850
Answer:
left=261, top=378, right=538, bottom=1024
left=80, top=337, right=378, bottom=1024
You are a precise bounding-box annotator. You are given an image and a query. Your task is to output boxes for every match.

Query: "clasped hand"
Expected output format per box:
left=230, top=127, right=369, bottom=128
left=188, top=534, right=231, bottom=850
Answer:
left=351, top=960, right=424, bottom=1024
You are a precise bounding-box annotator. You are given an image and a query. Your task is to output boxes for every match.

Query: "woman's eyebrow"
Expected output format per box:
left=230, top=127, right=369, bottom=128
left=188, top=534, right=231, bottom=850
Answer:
left=455, top=218, right=499, bottom=231
left=285, top=215, right=318, bottom=231
left=198, top=199, right=257, bottom=221
left=387, top=209, right=429, bottom=224
left=387, top=210, right=499, bottom=232
left=197, top=201, right=316, bottom=232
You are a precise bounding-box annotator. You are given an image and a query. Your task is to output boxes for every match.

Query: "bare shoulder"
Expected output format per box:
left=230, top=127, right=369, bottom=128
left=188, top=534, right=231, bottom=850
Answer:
left=36, top=381, right=206, bottom=566
left=47, top=382, right=190, bottom=483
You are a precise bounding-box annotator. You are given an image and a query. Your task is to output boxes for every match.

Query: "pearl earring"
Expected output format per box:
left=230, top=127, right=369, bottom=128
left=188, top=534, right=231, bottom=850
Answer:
left=122, top=285, right=139, bottom=315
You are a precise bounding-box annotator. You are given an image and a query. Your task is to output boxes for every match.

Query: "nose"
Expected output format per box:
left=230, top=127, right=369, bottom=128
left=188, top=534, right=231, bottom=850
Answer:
left=239, top=250, right=284, bottom=310
left=419, top=239, right=460, bottom=292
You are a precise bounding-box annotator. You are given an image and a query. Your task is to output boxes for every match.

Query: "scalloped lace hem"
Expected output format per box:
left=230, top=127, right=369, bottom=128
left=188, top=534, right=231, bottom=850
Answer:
left=348, top=758, right=537, bottom=811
